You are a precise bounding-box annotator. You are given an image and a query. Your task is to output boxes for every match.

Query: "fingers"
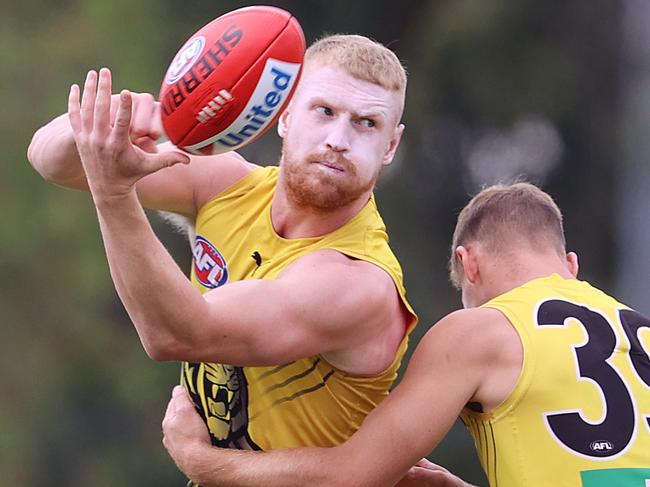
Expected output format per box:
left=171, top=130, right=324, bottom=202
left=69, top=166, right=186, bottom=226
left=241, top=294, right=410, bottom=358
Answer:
left=94, top=68, right=113, bottom=136
left=112, top=90, right=133, bottom=144
left=163, top=385, right=194, bottom=427
left=80, top=70, right=98, bottom=132
left=172, top=384, right=195, bottom=411
left=70, top=68, right=113, bottom=137
left=141, top=150, right=190, bottom=175
left=68, top=84, right=81, bottom=133
left=130, top=94, right=162, bottom=153
left=133, top=136, right=159, bottom=154
left=152, top=102, right=163, bottom=140
left=68, top=68, right=181, bottom=185
left=130, top=92, right=162, bottom=141
left=164, top=386, right=180, bottom=421
left=414, top=458, right=449, bottom=472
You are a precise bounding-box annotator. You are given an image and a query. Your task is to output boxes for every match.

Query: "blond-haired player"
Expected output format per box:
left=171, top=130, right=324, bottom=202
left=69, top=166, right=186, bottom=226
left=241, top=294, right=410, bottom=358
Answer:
left=27, top=34, right=434, bottom=483
left=163, top=183, right=650, bottom=487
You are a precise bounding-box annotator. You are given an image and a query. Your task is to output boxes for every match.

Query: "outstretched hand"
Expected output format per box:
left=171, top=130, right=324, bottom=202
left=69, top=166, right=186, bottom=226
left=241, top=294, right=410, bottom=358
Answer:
left=68, top=67, right=190, bottom=201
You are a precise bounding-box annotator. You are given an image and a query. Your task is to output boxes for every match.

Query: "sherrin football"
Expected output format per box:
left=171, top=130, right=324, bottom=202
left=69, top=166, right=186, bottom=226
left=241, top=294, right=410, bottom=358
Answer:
left=159, top=6, right=305, bottom=155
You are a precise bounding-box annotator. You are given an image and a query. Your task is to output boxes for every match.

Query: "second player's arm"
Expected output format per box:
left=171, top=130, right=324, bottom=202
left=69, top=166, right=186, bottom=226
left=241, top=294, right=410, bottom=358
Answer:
left=164, top=309, right=501, bottom=487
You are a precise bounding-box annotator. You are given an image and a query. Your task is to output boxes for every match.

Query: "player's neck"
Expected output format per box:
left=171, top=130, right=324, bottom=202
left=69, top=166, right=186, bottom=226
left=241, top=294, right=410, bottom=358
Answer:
left=494, top=255, right=574, bottom=296
left=516, top=251, right=575, bottom=283
left=482, top=252, right=575, bottom=303
left=270, top=186, right=370, bottom=239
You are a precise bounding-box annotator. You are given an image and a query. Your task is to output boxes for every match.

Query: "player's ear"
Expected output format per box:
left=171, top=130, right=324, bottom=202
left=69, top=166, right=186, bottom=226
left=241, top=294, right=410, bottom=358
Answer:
left=382, top=123, right=404, bottom=167
left=566, top=251, right=579, bottom=278
left=277, top=107, right=291, bottom=138
left=456, top=245, right=479, bottom=284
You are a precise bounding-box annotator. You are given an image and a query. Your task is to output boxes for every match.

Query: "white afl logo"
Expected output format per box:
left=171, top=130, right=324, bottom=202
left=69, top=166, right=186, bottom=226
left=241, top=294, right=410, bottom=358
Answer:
left=166, top=36, right=205, bottom=84
left=589, top=440, right=614, bottom=452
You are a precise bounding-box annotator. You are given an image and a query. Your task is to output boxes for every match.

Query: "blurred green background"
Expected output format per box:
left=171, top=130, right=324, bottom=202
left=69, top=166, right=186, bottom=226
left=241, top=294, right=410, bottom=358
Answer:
left=3, top=0, right=649, bottom=485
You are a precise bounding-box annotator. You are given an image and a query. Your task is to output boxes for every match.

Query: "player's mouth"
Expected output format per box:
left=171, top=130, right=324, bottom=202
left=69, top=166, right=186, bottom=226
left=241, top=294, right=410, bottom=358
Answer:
left=315, top=160, right=345, bottom=173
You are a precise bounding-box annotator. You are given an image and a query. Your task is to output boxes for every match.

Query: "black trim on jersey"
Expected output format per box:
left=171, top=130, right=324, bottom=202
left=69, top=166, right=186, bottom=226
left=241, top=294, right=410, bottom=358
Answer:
left=479, top=420, right=488, bottom=476
left=262, top=358, right=322, bottom=394
left=270, top=369, right=336, bottom=407
left=489, top=421, right=498, bottom=487
left=257, top=362, right=294, bottom=380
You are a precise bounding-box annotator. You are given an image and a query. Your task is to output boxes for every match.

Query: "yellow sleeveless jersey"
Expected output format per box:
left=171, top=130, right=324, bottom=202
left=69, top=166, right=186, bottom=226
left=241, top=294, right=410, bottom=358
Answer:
left=182, top=165, right=417, bottom=451
left=460, top=274, right=650, bottom=487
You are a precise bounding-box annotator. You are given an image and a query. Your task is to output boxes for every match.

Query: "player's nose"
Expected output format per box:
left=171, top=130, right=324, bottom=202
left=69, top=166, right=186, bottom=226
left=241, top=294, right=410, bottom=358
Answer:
left=324, top=118, right=351, bottom=152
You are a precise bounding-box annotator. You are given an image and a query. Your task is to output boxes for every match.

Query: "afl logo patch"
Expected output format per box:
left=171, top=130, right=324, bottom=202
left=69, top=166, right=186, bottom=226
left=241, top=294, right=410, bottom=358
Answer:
left=166, top=36, right=205, bottom=84
left=589, top=440, right=614, bottom=453
left=193, top=236, right=228, bottom=289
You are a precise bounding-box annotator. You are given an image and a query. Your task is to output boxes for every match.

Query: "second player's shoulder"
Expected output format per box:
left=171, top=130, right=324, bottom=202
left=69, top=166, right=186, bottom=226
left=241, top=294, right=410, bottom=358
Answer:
left=418, top=307, right=518, bottom=361
left=405, top=307, right=522, bottom=407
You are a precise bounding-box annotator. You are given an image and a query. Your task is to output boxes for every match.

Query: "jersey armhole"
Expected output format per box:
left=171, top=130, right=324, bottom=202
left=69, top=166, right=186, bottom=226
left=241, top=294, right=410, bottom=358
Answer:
left=468, top=305, right=533, bottom=422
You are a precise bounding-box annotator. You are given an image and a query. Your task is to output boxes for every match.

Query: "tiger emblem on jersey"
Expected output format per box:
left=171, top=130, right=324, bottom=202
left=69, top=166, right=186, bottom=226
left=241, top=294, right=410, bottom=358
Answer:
left=182, top=362, right=259, bottom=450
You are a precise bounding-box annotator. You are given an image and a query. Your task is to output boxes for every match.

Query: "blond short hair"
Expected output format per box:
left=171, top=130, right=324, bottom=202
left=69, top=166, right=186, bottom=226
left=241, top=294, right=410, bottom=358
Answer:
left=305, top=34, right=407, bottom=116
left=449, top=182, right=566, bottom=288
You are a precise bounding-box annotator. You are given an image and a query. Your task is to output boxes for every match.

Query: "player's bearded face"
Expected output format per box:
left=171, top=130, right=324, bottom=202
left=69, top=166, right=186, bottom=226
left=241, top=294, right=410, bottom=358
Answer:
left=280, top=142, right=379, bottom=211
left=276, top=64, right=402, bottom=211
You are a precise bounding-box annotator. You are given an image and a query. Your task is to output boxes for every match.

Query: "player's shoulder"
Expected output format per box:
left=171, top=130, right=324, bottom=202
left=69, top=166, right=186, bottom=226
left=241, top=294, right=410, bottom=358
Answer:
left=420, top=307, right=516, bottom=358
left=158, top=141, right=261, bottom=206
left=281, top=249, right=400, bottom=322
left=157, top=140, right=258, bottom=172
left=434, top=306, right=509, bottom=331
left=290, top=248, right=395, bottom=287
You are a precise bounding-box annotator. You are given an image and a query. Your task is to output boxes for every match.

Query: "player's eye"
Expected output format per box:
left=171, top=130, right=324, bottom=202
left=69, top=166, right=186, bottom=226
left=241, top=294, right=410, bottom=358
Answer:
left=359, top=118, right=375, bottom=128
left=316, top=106, right=333, bottom=116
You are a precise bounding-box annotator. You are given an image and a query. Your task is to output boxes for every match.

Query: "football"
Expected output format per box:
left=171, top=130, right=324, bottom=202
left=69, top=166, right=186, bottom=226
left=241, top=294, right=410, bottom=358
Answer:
left=159, top=6, right=305, bottom=155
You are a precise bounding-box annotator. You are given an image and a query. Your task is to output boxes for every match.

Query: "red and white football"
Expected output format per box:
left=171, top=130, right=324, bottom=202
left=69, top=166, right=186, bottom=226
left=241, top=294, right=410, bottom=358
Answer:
left=159, top=6, right=305, bottom=155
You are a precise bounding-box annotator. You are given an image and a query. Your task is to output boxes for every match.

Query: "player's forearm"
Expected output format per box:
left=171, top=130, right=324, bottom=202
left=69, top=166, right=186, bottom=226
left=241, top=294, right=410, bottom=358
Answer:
left=27, top=114, right=89, bottom=189
left=93, top=191, right=209, bottom=360
left=181, top=446, right=351, bottom=487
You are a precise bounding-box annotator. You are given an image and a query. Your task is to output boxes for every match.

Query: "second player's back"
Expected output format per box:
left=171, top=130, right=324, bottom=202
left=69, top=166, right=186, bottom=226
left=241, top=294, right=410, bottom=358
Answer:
left=465, top=274, right=650, bottom=486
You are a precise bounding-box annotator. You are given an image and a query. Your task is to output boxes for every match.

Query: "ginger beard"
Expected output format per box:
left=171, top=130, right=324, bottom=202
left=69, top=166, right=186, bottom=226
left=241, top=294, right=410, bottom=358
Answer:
left=279, top=144, right=380, bottom=212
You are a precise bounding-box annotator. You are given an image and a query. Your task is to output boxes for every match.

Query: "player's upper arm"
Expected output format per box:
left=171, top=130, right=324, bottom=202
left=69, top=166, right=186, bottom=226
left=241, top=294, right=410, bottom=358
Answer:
left=134, top=141, right=256, bottom=216
left=272, top=250, right=405, bottom=354
left=179, top=249, right=407, bottom=367
left=27, top=111, right=254, bottom=212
